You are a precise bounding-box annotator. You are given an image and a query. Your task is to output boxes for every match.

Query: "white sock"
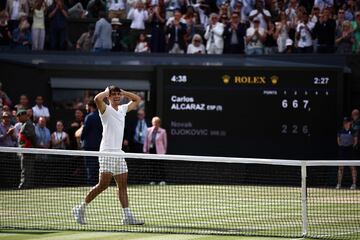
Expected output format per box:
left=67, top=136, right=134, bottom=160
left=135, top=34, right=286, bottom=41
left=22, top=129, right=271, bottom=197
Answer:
left=123, top=208, right=133, bottom=218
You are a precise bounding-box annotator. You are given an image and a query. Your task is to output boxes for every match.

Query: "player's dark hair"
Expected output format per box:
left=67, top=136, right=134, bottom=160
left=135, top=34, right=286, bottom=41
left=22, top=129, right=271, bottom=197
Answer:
left=108, top=85, right=121, bottom=94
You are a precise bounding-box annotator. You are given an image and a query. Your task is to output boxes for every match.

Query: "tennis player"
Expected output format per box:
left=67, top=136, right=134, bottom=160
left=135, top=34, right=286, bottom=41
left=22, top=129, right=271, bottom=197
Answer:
left=73, top=86, right=144, bottom=225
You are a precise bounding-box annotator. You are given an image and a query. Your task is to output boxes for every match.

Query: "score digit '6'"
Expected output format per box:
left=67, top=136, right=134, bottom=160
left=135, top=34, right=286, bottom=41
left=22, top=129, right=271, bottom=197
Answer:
left=281, top=99, right=309, bottom=109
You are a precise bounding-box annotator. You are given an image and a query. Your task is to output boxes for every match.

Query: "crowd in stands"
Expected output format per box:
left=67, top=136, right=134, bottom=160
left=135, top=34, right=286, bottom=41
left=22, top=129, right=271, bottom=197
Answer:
left=0, top=0, right=359, bottom=54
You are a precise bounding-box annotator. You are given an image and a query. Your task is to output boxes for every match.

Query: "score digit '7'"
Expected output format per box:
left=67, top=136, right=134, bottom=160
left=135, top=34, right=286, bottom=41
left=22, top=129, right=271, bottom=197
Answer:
left=281, top=99, right=309, bottom=110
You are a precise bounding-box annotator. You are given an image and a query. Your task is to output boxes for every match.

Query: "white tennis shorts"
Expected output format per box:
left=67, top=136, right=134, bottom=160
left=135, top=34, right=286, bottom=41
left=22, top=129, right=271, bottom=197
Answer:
left=98, top=150, right=128, bottom=175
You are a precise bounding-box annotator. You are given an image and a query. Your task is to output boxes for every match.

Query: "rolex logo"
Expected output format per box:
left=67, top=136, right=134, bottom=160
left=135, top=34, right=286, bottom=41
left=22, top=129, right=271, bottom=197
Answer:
left=271, top=75, right=279, bottom=85
left=222, top=75, right=230, bottom=84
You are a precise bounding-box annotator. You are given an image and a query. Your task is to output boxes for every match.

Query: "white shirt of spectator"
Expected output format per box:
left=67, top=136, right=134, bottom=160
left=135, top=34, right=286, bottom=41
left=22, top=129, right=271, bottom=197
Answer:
left=134, top=42, right=150, bottom=52
left=11, top=0, right=20, bottom=20
left=296, top=21, right=315, bottom=48
left=127, top=8, right=148, bottom=30
left=249, top=9, right=271, bottom=29
left=108, top=0, right=126, bottom=11
left=99, top=103, right=129, bottom=152
left=314, top=0, right=334, bottom=11
left=246, top=26, right=265, bottom=49
left=32, top=104, right=50, bottom=119
left=187, top=43, right=206, bottom=54
left=285, top=6, right=297, bottom=22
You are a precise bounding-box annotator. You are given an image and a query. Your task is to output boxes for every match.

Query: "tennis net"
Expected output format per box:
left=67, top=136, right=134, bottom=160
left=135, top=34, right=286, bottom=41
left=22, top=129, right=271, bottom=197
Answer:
left=0, top=147, right=359, bottom=239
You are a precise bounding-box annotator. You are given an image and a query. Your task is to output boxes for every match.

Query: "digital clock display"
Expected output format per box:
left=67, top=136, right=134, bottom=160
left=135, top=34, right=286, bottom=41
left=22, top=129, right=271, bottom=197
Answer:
left=158, top=66, right=342, bottom=159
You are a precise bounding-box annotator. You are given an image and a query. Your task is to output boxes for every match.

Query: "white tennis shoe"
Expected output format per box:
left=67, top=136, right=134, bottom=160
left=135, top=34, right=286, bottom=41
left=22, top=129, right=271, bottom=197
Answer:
left=123, top=217, right=145, bottom=225
left=72, top=206, right=86, bottom=224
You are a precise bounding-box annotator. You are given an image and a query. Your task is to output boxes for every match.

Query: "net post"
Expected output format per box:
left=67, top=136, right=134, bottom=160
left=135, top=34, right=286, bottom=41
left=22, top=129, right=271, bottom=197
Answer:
left=301, top=161, right=308, bottom=237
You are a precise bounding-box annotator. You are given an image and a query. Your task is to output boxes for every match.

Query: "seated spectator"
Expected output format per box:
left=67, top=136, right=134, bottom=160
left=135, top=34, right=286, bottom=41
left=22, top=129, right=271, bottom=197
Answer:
left=48, top=0, right=69, bottom=50
left=149, top=3, right=166, bottom=52
left=224, top=12, right=246, bottom=54
left=92, top=10, right=112, bottom=52
left=15, top=94, right=29, bottom=111
left=31, top=0, right=47, bottom=51
left=11, top=18, right=31, bottom=50
left=295, top=14, right=314, bottom=53
left=245, top=17, right=265, bottom=55
left=0, top=111, right=17, bottom=147
left=127, top=1, right=148, bottom=51
left=313, top=8, right=336, bottom=53
left=51, top=120, right=69, bottom=149
left=86, top=0, right=106, bottom=19
left=351, top=109, right=360, bottom=132
left=107, top=0, right=126, bottom=20
left=249, top=0, right=271, bottom=29
left=0, top=11, right=11, bottom=51
left=268, top=0, right=280, bottom=23
left=352, top=11, right=360, bottom=53
left=111, top=18, right=125, bottom=51
left=263, top=20, right=277, bottom=54
left=187, top=33, right=205, bottom=54
left=275, top=11, right=289, bottom=53
left=204, top=13, right=224, bottom=54
left=335, top=20, right=354, bottom=53
left=230, top=0, right=254, bottom=23
left=166, top=9, right=187, bottom=53
left=134, top=32, right=150, bottom=52
left=285, top=0, right=298, bottom=23
left=76, top=23, right=95, bottom=51
left=35, top=116, right=51, bottom=148
left=284, top=38, right=294, bottom=53
left=32, top=95, right=50, bottom=122
left=344, top=1, right=355, bottom=21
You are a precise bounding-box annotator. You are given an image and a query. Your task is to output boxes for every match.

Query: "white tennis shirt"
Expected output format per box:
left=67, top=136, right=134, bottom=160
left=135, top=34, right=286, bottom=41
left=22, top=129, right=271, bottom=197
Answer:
left=99, top=103, right=129, bottom=152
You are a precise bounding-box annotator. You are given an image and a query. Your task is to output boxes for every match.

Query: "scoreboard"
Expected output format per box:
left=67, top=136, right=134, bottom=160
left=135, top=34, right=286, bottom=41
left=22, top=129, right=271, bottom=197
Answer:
left=157, top=66, right=343, bottom=159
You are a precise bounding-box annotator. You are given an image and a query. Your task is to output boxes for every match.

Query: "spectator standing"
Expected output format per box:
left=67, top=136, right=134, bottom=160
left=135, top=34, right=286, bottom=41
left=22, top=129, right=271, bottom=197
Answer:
left=134, top=32, right=150, bottom=52
left=31, top=0, right=46, bottom=51
left=81, top=100, right=102, bottom=185
left=149, top=2, right=166, bottom=52
left=11, top=18, right=31, bottom=50
left=335, top=8, right=345, bottom=37
left=186, top=33, right=205, bottom=54
left=127, top=108, right=148, bottom=153
left=336, top=117, right=358, bottom=190
left=335, top=20, right=354, bottom=53
left=166, top=9, right=187, bottom=53
left=66, top=108, right=83, bottom=150
left=86, top=0, right=106, bottom=18
left=275, top=11, right=289, bottom=53
left=32, top=95, right=50, bottom=122
left=204, top=13, right=224, bottom=54
left=17, top=109, right=37, bottom=189
left=313, top=9, right=336, bottom=53
left=51, top=120, right=69, bottom=149
left=295, top=14, right=314, bottom=53
left=107, top=0, right=126, bottom=19
left=110, top=18, right=124, bottom=51
left=15, top=94, right=29, bottom=111
left=35, top=116, right=50, bottom=148
left=263, top=20, right=277, bottom=54
left=314, top=0, right=334, bottom=12
left=248, top=0, right=271, bottom=29
left=352, top=11, right=360, bottom=53
left=5, top=0, right=29, bottom=31
left=127, top=1, right=148, bottom=51
left=92, top=10, right=112, bottom=51
left=223, top=12, right=245, bottom=53
left=0, top=111, right=17, bottom=147
left=48, top=0, right=68, bottom=50
left=143, top=116, right=167, bottom=185
left=245, top=17, right=265, bottom=54
left=351, top=109, right=360, bottom=132
left=0, top=11, right=11, bottom=50
left=285, top=0, right=298, bottom=23
left=0, top=82, right=12, bottom=113
left=76, top=23, right=94, bottom=51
